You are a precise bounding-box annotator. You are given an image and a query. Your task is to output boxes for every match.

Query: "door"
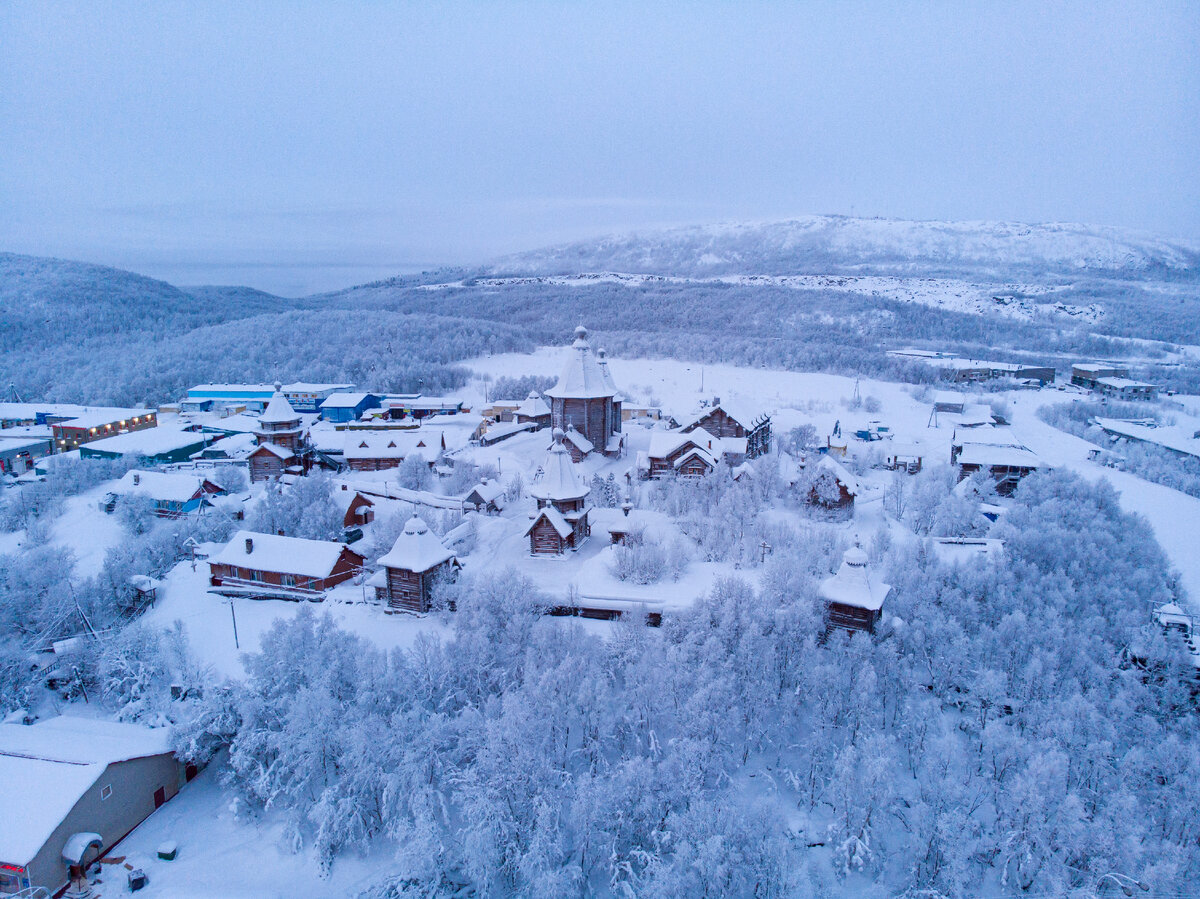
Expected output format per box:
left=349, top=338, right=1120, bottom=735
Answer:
left=154, top=786, right=166, bottom=808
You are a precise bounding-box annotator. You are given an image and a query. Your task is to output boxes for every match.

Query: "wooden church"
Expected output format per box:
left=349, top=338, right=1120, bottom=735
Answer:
left=373, top=514, right=458, bottom=613
left=819, top=545, right=891, bottom=634
left=526, top=430, right=592, bottom=555
left=545, top=325, right=623, bottom=458
left=249, top=386, right=308, bottom=482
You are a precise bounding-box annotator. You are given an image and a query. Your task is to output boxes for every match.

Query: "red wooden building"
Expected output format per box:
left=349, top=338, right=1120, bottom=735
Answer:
left=371, top=514, right=457, bottom=612
left=526, top=432, right=591, bottom=555
left=339, top=488, right=376, bottom=529
left=545, top=326, right=623, bottom=458
left=208, top=531, right=364, bottom=599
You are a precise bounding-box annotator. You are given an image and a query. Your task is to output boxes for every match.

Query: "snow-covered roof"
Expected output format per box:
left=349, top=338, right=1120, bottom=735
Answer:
left=545, top=325, right=618, bottom=400
left=1073, top=362, right=1127, bottom=375
left=463, top=480, right=506, bottom=505
left=343, top=431, right=434, bottom=460
left=817, top=455, right=859, bottom=494
left=674, top=446, right=718, bottom=469
left=80, top=427, right=204, bottom=456
left=56, top=410, right=153, bottom=430
left=647, top=427, right=719, bottom=460
left=531, top=437, right=590, bottom=502
left=283, top=382, right=355, bottom=393
left=1096, top=377, right=1156, bottom=390
left=1094, top=418, right=1200, bottom=460
left=952, top=426, right=1025, bottom=449
left=259, top=390, right=301, bottom=424
left=933, top=391, right=966, bottom=408
left=250, top=441, right=295, bottom=459
left=516, top=392, right=550, bottom=418
left=561, top=426, right=595, bottom=454
left=377, top=515, right=455, bottom=573
left=819, top=546, right=890, bottom=611
left=112, top=470, right=214, bottom=503
left=318, top=392, right=376, bottom=409
left=682, top=402, right=758, bottom=432
left=210, top=531, right=356, bottom=578
left=0, top=717, right=173, bottom=866
left=956, top=444, right=1042, bottom=469
left=525, top=506, right=573, bottom=540
left=930, top=537, right=1005, bottom=566
left=957, top=405, right=995, bottom=427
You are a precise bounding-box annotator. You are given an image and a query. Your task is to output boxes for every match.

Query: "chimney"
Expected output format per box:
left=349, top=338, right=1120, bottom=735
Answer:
left=244, top=537, right=253, bottom=554
left=132, top=473, right=140, bottom=485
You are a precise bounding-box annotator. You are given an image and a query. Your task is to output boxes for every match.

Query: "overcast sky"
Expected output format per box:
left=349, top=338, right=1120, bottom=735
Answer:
left=2, top=2, right=1197, bottom=294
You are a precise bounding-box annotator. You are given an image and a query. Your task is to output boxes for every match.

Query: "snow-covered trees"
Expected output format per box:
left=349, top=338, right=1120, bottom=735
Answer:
left=248, top=472, right=343, bottom=540
left=159, top=469, right=1200, bottom=896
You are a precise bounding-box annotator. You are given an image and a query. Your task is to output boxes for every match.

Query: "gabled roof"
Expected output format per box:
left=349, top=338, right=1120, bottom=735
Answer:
left=0, top=717, right=174, bottom=867
left=525, top=506, right=573, bottom=540
left=681, top=402, right=757, bottom=432
left=674, top=446, right=718, bottom=470
left=545, top=325, right=618, bottom=400
left=210, top=530, right=359, bottom=578
left=819, top=546, right=890, bottom=611
left=250, top=441, right=296, bottom=460
left=463, top=480, right=507, bottom=505
left=112, top=469, right=219, bottom=503
left=260, top=390, right=301, bottom=425
left=377, top=515, right=455, bottom=573
left=647, top=426, right=719, bottom=461
left=531, top=438, right=590, bottom=502
left=817, top=455, right=859, bottom=494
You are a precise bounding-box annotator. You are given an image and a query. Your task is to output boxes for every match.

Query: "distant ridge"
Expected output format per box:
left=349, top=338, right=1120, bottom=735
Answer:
left=487, top=215, right=1200, bottom=280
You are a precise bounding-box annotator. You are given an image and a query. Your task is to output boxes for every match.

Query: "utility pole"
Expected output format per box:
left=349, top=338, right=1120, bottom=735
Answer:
left=228, top=599, right=240, bottom=649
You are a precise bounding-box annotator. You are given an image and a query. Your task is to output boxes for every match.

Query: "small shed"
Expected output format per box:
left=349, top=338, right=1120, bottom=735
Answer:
left=820, top=546, right=890, bottom=634
left=514, top=392, right=551, bottom=429
left=462, top=480, right=506, bottom=514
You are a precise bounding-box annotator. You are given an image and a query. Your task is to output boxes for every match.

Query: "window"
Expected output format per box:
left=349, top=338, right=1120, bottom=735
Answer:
left=281, top=574, right=295, bottom=587
left=100, top=784, right=112, bottom=800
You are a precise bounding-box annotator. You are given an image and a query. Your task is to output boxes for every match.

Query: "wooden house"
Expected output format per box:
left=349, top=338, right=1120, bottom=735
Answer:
left=526, top=432, right=591, bottom=555
left=108, top=470, right=226, bottom=518
left=0, top=717, right=186, bottom=897
left=339, top=487, right=376, bottom=528
left=248, top=442, right=298, bottom=483
left=951, top=428, right=1041, bottom=495
left=642, top=427, right=732, bottom=478
left=681, top=402, right=772, bottom=459
left=343, top=431, right=440, bottom=471
left=462, top=480, right=506, bottom=514
left=208, top=531, right=364, bottom=598
left=514, top=392, right=552, bottom=429
left=885, top=444, right=923, bottom=474
left=545, top=326, right=624, bottom=458
left=807, top=455, right=858, bottom=509
left=820, top=545, right=890, bottom=634
left=371, top=514, right=457, bottom=612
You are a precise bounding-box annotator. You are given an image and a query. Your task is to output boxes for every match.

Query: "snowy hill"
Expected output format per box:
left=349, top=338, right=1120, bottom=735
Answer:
left=489, top=216, right=1200, bottom=280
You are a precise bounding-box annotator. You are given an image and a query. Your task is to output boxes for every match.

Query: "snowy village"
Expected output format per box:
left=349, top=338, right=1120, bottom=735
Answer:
left=4, top=4, right=1200, bottom=897
left=2, top=314, right=1200, bottom=896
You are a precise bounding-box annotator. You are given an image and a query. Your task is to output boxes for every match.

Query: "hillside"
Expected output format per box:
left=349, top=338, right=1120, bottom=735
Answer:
left=488, top=216, right=1200, bottom=280
left=3, top=216, right=1199, bottom=404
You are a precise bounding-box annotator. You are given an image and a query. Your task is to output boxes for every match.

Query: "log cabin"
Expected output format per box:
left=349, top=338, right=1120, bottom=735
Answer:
left=681, top=402, right=771, bottom=458
left=545, top=326, right=624, bottom=458
left=248, top=442, right=298, bottom=483
left=950, top=428, right=1041, bottom=495
left=371, top=514, right=457, bottom=612
left=806, top=455, right=859, bottom=509
left=208, top=531, right=364, bottom=598
left=514, top=392, right=552, bottom=429
left=339, top=487, right=376, bottom=529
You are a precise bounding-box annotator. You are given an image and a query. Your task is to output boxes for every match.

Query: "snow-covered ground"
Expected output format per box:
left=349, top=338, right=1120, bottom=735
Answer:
left=87, top=760, right=396, bottom=899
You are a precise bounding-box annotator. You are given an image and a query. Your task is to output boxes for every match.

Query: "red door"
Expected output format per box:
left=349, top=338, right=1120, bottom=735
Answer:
left=154, top=787, right=166, bottom=808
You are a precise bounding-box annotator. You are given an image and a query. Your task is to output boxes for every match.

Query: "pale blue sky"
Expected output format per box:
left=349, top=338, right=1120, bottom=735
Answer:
left=1, top=2, right=1197, bottom=293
